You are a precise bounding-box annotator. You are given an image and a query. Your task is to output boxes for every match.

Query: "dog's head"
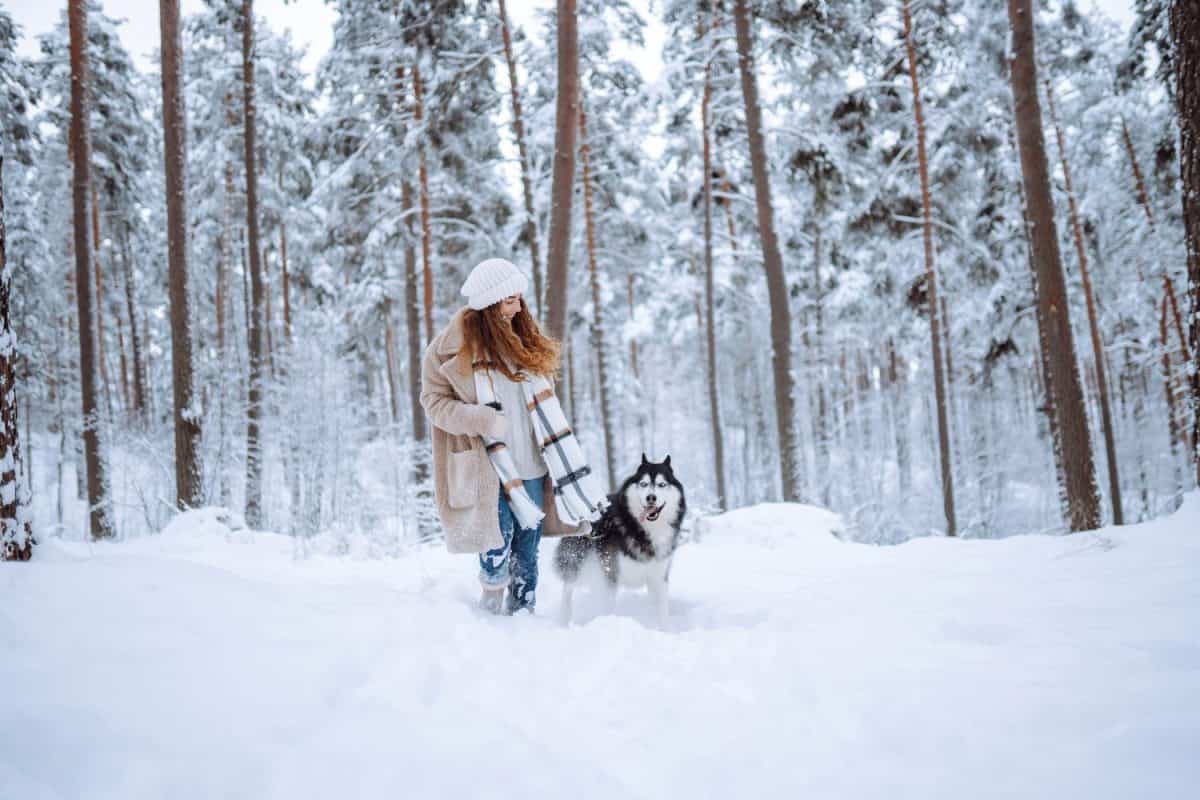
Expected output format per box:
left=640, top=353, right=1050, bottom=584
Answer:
left=623, top=453, right=685, bottom=524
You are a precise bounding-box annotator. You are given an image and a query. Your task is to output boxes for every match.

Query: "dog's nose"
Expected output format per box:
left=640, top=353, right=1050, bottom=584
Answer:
left=647, top=494, right=657, bottom=504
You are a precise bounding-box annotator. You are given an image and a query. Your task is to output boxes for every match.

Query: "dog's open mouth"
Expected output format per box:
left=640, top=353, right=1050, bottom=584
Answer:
left=639, top=503, right=666, bottom=523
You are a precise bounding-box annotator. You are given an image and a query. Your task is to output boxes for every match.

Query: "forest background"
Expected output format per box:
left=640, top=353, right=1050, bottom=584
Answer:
left=0, top=0, right=1196, bottom=556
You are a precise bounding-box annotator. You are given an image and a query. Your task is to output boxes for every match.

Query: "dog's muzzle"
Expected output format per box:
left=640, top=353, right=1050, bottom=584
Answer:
left=639, top=503, right=666, bottom=523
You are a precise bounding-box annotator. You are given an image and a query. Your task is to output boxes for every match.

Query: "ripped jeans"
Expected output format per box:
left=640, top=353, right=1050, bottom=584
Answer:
left=479, top=477, right=545, bottom=612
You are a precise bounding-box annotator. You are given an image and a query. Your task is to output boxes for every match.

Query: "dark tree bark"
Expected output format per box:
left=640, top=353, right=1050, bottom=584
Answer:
left=1, top=157, right=34, bottom=560
left=544, top=0, right=579, bottom=343
left=118, top=227, right=147, bottom=422
left=404, top=211, right=426, bottom=440
left=242, top=0, right=267, bottom=528
left=497, top=0, right=544, bottom=318
left=160, top=0, right=202, bottom=510
left=1045, top=79, right=1123, bottom=524
left=904, top=0, right=956, bottom=535
left=578, top=100, right=616, bottom=488
left=1161, top=292, right=1186, bottom=500
left=1007, top=0, right=1101, bottom=531
left=700, top=5, right=727, bottom=510
left=732, top=0, right=801, bottom=502
left=1171, top=0, right=1200, bottom=485
left=68, top=0, right=116, bottom=540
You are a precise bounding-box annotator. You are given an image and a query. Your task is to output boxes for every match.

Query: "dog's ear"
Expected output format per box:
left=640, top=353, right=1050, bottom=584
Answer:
left=662, top=455, right=671, bottom=469
left=641, top=452, right=649, bottom=466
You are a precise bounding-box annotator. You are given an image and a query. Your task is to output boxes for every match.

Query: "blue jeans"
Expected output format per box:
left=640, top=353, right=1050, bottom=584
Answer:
left=479, top=477, right=545, bottom=612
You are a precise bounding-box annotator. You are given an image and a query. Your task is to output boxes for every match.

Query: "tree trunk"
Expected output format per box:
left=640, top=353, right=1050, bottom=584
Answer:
left=119, top=227, right=147, bottom=422
left=385, top=300, right=401, bottom=424
left=1171, top=0, right=1200, bottom=485
left=1, top=157, right=34, bottom=560
left=1122, top=120, right=1190, bottom=360
left=1045, top=80, right=1123, bottom=524
left=280, top=218, right=291, bottom=345
left=543, top=0, right=579, bottom=343
left=1161, top=293, right=1185, bottom=503
left=902, top=0, right=956, bottom=536
left=732, top=0, right=800, bottom=502
left=700, top=7, right=727, bottom=510
left=90, top=183, right=112, bottom=420
left=1007, top=0, right=1100, bottom=531
left=242, top=0, right=267, bottom=528
left=578, top=100, right=617, bottom=488
left=115, top=312, right=130, bottom=415
left=888, top=338, right=911, bottom=494
left=402, top=182, right=425, bottom=443
left=412, top=60, right=435, bottom=346
left=68, top=0, right=116, bottom=540
left=497, top=0, right=544, bottom=318
left=160, top=0, right=203, bottom=509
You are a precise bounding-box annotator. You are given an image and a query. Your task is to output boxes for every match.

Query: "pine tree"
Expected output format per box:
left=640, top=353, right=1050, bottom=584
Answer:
left=1, top=156, right=33, bottom=560
left=1007, top=0, right=1100, bottom=531
left=160, top=0, right=202, bottom=509
left=903, top=0, right=956, bottom=536
left=242, top=0, right=267, bottom=528
left=732, top=0, right=800, bottom=502
left=544, top=0, right=579, bottom=343
left=68, top=0, right=116, bottom=540
left=1170, top=0, right=1200, bottom=485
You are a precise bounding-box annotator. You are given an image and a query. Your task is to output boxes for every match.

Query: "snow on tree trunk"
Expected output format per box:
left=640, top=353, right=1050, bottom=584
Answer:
left=89, top=183, right=112, bottom=422
left=732, top=0, right=801, bottom=503
left=1007, top=0, right=1101, bottom=532
left=243, top=0, right=267, bottom=529
left=160, top=0, right=203, bottom=510
left=1171, top=0, right=1200, bottom=486
left=544, top=0, right=579, bottom=344
left=1, top=156, right=34, bottom=560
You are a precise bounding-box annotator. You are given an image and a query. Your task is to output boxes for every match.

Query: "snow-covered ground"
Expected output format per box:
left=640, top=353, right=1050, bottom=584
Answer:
left=2, top=498, right=1198, bottom=799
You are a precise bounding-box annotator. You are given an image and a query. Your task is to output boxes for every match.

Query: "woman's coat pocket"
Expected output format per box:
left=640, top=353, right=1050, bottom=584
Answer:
left=447, top=449, right=479, bottom=509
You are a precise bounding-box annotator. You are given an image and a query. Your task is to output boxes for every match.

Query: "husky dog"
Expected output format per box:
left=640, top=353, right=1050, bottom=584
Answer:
left=555, top=454, right=686, bottom=626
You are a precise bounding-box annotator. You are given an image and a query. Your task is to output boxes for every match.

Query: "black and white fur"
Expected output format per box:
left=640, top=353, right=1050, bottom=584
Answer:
left=555, top=454, right=686, bottom=626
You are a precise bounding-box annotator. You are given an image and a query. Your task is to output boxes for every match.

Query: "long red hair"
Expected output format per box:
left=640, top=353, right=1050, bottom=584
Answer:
left=460, top=298, right=561, bottom=381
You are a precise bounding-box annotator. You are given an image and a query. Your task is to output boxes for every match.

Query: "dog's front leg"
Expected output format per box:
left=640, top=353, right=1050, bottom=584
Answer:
left=559, top=581, right=575, bottom=625
left=647, top=570, right=669, bottom=629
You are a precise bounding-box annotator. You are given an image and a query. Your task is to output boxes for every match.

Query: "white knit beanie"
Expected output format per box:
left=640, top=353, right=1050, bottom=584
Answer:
left=460, top=258, right=529, bottom=310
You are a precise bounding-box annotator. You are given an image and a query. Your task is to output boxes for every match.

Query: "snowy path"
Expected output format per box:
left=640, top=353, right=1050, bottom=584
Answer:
left=2, top=501, right=1198, bottom=799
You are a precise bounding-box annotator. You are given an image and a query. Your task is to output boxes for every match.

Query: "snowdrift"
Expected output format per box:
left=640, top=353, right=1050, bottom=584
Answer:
left=2, top=496, right=1197, bottom=799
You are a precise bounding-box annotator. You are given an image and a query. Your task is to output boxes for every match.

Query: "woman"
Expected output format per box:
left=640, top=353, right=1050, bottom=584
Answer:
left=419, top=257, right=594, bottom=615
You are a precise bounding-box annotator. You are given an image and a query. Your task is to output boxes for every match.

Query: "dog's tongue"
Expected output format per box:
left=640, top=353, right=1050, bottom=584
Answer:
left=639, top=504, right=660, bottom=522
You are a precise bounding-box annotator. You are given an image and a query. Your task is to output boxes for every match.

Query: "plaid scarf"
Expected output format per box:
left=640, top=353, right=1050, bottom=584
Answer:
left=474, top=367, right=546, bottom=530
left=520, top=373, right=608, bottom=526
left=473, top=366, right=608, bottom=529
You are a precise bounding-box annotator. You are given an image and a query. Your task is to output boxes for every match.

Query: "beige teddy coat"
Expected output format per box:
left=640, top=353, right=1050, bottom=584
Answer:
left=419, top=308, right=589, bottom=553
